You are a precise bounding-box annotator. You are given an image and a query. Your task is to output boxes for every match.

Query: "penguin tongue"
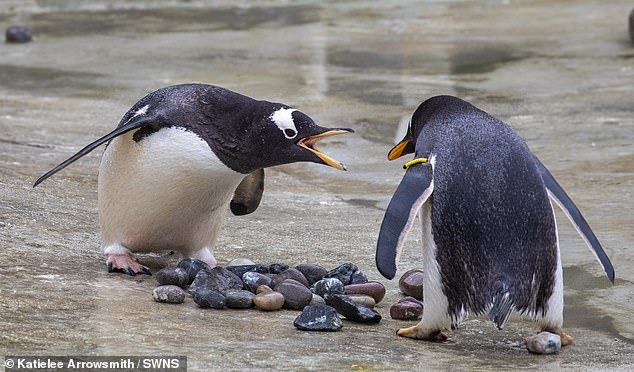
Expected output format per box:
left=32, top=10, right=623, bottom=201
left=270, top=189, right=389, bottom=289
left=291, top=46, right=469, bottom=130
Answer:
left=297, top=129, right=353, bottom=171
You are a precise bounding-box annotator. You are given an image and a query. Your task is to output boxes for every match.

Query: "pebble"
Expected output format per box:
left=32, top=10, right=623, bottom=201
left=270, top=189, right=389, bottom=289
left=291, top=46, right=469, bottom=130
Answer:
left=349, top=270, right=368, bottom=284
left=192, top=288, right=225, bottom=309
left=5, top=25, right=32, bottom=43
left=295, top=263, right=327, bottom=286
left=189, top=267, right=243, bottom=294
left=344, top=281, right=386, bottom=304
left=242, top=271, right=273, bottom=293
left=155, top=267, right=189, bottom=288
left=226, top=264, right=269, bottom=279
left=177, top=258, right=211, bottom=285
left=347, top=294, right=376, bottom=308
left=325, top=294, right=382, bottom=324
left=253, top=285, right=285, bottom=311
left=310, top=293, right=326, bottom=305
left=390, top=297, right=424, bottom=320
left=224, top=289, right=255, bottom=309
left=525, top=332, right=561, bottom=354
left=271, top=268, right=309, bottom=288
left=275, top=279, right=313, bottom=310
left=311, top=278, right=345, bottom=298
left=399, top=268, right=424, bottom=300
left=293, top=304, right=343, bottom=332
left=226, top=258, right=256, bottom=267
left=268, top=263, right=290, bottom=274
left=152, top=285, right=186, bottom=304
left=325, top=262, right=358, bottom=285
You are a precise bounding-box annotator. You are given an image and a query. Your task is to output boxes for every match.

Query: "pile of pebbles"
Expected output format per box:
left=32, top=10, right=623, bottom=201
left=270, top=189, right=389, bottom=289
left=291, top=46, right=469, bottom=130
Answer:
left=388, top=268, right=425, bottom=321
left=152, top=258, right=386, bottom=332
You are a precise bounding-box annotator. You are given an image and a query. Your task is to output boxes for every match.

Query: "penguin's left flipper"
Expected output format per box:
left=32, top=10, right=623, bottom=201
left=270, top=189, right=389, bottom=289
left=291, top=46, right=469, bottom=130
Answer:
left=535, top=158, right=615, bottom=283
left=106, top=253, right=151, bottom=276
left=33, top=114, right=159, bottom=187
left=230, top=169, right=265, bottom=216
left=376, top=163, right=433, bottom=280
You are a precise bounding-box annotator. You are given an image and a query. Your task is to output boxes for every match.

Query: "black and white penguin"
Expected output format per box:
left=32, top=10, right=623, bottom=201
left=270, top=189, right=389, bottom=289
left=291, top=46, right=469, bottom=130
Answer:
left=376, top=95, right=614, bottom=344
left=34, top=83, right=353, bottom=275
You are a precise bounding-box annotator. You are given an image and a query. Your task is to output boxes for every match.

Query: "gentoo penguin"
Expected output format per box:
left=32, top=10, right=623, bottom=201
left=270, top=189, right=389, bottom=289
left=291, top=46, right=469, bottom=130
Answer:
left=34, top=83, right=353, bottom=275
left=376, top=95, right=614, bottom=344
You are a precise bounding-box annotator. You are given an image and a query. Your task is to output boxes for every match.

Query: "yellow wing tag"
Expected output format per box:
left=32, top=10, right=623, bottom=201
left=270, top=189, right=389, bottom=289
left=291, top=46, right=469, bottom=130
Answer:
left=403, top=157, right=428, bottom=170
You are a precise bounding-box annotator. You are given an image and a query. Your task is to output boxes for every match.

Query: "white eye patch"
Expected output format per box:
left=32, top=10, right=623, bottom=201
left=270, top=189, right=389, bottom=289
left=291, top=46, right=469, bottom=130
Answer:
left=133, top=104, right=150, bottom=118
left=270, top=108, right=298, bottom=139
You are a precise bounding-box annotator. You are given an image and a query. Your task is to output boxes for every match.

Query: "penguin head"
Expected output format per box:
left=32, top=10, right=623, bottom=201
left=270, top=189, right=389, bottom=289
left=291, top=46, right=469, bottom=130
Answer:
left=230, top=104, right=354, bottom=173
left=387, top=95, right=466, bottom=160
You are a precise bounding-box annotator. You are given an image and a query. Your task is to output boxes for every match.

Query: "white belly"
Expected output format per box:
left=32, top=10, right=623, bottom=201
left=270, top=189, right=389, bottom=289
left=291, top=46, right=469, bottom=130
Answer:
left=97, top=126, right=244, bottom=255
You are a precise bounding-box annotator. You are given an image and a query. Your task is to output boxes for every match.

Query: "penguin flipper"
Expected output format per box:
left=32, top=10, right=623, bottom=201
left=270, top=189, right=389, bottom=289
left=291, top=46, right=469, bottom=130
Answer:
left=33, top=115, right=158, bottom=187
left=376, top=164, right=434, bottom=280
left=230, top=168, right=265, bottom=216
left=535, top=158, right=615, bottom=283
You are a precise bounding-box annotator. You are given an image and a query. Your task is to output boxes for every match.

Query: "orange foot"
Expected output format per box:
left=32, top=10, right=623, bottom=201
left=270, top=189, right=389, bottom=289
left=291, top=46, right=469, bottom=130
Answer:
left=106, top=253, right=151, bottom=276
left=541, top=326, right=573, bottom=346
left=397, top=322, right=448, bottom=342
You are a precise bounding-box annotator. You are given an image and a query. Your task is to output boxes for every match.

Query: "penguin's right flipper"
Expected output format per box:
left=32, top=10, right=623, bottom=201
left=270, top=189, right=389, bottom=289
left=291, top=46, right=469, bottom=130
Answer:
left=535, top=158, right=615, bottom=283
left=230, top=168, right=265, bottom=216
left=33, top=115, right=159, bottom=187
left=376, top=164, right=434, bottom=280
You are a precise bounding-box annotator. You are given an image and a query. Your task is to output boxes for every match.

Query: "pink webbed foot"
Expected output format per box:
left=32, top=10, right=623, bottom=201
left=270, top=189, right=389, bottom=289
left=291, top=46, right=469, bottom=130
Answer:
left=106, top=253, right=151, bottom=276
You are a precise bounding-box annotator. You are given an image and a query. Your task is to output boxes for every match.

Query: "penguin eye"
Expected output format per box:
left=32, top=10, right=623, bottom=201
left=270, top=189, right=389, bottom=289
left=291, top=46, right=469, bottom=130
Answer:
left=284, top=128, right=297, bottom=139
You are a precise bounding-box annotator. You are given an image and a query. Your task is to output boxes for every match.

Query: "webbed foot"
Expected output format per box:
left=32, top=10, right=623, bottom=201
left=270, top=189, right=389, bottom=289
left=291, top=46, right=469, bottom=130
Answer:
left=106, top=253, right=151, bottom=276
left=397, top=322, right=448, bottom=341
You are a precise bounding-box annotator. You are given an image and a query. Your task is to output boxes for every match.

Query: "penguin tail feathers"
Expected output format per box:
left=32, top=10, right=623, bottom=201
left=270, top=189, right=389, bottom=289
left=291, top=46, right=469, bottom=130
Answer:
left=487, top=283, right=515, bottom=330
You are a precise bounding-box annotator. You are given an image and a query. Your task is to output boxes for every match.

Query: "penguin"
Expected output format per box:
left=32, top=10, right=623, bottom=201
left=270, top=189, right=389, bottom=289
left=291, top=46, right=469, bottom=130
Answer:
left=34, top=83, right=353, bottom=275
left=376, top=95, right=614, bottom=344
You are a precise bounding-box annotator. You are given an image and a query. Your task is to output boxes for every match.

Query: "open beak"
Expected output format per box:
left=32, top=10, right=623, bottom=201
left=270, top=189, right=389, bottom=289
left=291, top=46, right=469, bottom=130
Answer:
left=388, top=136, right=414, bottom=160
left=297, top=128, right=353, bottom=171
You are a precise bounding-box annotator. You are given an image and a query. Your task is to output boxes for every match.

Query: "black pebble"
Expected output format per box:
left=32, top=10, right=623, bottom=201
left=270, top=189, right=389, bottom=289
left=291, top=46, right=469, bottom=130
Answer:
left=293, top=304, right=343, bottom=332
left=192, top=288, right=225, bottom=309
left=189, top=267, right=243, bottom=294
left=268, top=263, right=289, bottom=274
left=295, top=263, right=328, bottom=286
left=325, top=262, right=358, bottom=285
left=311, top=278, right=345, bottom=298
left=155, top=267, right=189, bottom=288
left=325, top=294, right=382, bottom=324
left=177, top=258, right=211, bottom=285
left=349, top=270, right=368, bottom=284
left=242, top=271, right=273, bottom=293
left=5, top=25, right=32, bottom=43
left=225, top=289, right=255, bottom=309
left=226, top=264, right=269, bottom=278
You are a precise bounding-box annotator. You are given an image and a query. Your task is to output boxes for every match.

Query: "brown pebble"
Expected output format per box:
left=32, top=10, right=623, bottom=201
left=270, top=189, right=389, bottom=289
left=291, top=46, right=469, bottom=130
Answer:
left=253, top=289, right=285, bottom=311
left=390, top=297, right=424, bottom=320
left=344, top=281, right=386, bottom=304
left=399, top=269, right=424, bottom=300
left=256, top=285, right=273, bottom=294
left=271, top=268, right=309, bottom=288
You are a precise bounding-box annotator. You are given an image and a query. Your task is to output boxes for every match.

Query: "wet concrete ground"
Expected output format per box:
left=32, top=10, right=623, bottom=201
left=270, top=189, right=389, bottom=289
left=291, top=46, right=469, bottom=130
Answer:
left=1, top=0, right=633, bottom=370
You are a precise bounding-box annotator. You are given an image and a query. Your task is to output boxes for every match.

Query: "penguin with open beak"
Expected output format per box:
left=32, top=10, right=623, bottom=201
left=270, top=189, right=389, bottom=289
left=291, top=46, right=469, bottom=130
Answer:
left=376, top=95, right=614, bottom=344
left=34, top=83, right=353, bottom=275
